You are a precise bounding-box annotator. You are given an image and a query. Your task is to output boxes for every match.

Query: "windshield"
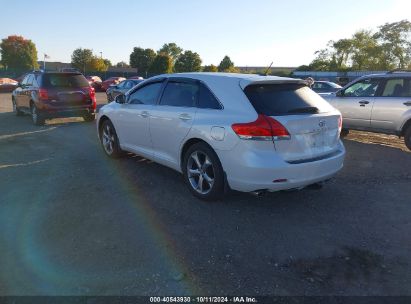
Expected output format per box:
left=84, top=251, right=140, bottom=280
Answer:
left=42, top=74, right=89, bottom=88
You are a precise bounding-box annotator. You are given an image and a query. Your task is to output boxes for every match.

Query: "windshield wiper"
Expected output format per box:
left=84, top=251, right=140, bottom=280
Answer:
left=288, top=107, right=319, bottom=114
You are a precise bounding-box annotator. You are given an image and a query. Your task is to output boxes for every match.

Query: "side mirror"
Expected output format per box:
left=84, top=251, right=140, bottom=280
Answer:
left=336, top=90, right=344, bottom=97
left=115, top=94, right=126, bottom=104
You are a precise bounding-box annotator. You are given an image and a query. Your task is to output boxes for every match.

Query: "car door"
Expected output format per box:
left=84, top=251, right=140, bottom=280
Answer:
left=21, top=74, right=35, bottom=110
left=334, top=78, right=382, bottom=129
left=114, top=80, right=165, bottom=158
left=149, top=78, right=198, bottom=169
left=15, top=75, right=29, bottom=109
left=371, top=77, right=411, bottom=132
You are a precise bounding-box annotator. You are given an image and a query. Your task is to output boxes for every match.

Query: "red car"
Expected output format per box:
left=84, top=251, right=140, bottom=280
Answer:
left=101, top=77, right=126, bottom=91
left=86, top=76, right=103, bottom=91
left=0, top=78, right=18, bottom=92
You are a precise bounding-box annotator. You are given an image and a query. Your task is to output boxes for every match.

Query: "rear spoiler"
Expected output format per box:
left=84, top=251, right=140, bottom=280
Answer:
left=239, top=79, right=307, bottom=90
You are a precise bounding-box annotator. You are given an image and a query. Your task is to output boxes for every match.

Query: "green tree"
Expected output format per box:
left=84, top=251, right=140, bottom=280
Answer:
left=158, top=43, right=183, bottom=62
left=130, top=47, right=156, bottom=76
left=103, top=59, right=112, bottom=67
left=0, top=35, right=39, bottom=71
left=374, top=20, right=411, bottom=69
left=174, top=50, right=202, bottom=72
left=202, top=64, right=218, bottom=72
left=71, top=48, right=93, bottom=73
left=218, top=56, right=235, bottom=72
left=149, top=53, right=173, bottom=75
left=88, top=57, right=109, bottom=72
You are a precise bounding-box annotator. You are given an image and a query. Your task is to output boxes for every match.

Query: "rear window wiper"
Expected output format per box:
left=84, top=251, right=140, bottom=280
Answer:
left=287, top=107, right=319, bottom=114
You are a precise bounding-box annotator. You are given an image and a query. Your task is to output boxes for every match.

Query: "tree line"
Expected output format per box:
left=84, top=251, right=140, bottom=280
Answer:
left=297, top=20, right=411, bottom=72
left=0, top=36, right=239, bottom=76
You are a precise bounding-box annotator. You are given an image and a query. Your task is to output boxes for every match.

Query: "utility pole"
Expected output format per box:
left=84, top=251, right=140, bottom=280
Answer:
left=100, top=52, right=103, bottom=59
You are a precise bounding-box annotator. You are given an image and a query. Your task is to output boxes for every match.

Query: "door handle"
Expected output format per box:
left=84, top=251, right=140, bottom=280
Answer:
left=359, top=101, right=370, bottom=105
left=140, top=111, right=149, bottom=118
left=179, top=113, right=192, bottom=121
left=403, top=101, right=411, bottom=106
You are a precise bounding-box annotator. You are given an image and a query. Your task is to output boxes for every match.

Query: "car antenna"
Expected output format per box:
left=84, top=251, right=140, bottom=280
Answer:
left=264, top=62, right=273, bottom=76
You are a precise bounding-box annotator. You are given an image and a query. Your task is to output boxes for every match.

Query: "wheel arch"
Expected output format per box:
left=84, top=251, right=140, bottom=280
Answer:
left=400, top=118, right=411, bottom=136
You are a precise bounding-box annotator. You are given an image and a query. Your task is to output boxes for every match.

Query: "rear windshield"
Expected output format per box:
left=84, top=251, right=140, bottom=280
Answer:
left=244, top=83, right=334, bottom=116
left=42, top=74, right=89, bottom=88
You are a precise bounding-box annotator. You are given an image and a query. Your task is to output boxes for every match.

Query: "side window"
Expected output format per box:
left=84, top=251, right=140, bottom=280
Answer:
left=128, top=82, right=163, bottom=105
left=26, top=75, right=34, bottom=86
left=312, top=83, right=322, bottom=89
left=21, top=75, right=30, bottom=85
left=159, top=81, right=198, bottom=107
left=198, top=83, right=221, bottom=109
left=123, top=81, right=134, bottom=90
left=382, top=78, right=410, bottom=97
left=343, top=78, right=381, bottom=97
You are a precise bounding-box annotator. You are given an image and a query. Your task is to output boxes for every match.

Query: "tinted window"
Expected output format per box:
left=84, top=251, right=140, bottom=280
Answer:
left=198, top=83, right=221, bottom=109
left=26, top=75, right=34, bottom=86
left=123, top=81, right=134, bottom=90
left=244, top=83, right=334, bottom=116
left=128, top=82, right=163, bottom=105
left=42, top=74, right=89, bottom=88
left=159, top=81, right=198, bottom=107
left=343, top=78, right=381, bottom=97
left=382, top=78, right=411, bottom=97
left=21, top=75, right=29, bottom=85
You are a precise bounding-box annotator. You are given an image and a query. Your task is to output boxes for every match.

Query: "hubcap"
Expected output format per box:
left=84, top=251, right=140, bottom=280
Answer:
left=187, top=151, right=215, bottom=195
left=102, top=123, right=115, bottom=154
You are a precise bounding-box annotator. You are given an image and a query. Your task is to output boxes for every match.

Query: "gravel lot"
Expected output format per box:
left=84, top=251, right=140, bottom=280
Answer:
left=0, top=92, right=410, bottom=296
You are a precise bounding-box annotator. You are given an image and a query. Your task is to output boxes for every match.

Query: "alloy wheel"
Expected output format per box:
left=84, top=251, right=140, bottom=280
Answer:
left=187, top=151, right=215, bottom=195
left=102, top=123, right=115, bottom=155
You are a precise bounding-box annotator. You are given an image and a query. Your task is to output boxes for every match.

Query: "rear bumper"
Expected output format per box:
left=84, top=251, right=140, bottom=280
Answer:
left=39, top=105, right=95, bottom=118
left=217, top=141, right=345, bottom=192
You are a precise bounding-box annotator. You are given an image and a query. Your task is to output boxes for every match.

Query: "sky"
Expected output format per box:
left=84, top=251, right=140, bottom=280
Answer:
left=1, top=0, right=410, bottom=67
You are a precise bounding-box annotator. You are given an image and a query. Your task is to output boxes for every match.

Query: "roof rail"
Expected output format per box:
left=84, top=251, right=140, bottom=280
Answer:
left=387, top=69, right=411, bottom=74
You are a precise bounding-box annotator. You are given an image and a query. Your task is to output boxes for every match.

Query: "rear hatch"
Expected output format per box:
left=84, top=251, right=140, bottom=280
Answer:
left=41, top=73, right=93, bottom=107
left=243, top=82, right=341, bottom=163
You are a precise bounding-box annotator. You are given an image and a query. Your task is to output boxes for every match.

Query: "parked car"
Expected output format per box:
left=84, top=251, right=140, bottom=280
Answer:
left=127, top=76, right=144, bottom=80
left=86, top=75, right=103, bottom=91
left=106, top=79, right=144, bottom=102
left=97, top=73, right=345, bottom=200
left=324, top=70, right=411, bottom=150
left=60, top=68, right=81, bottom=73
left=0, top=78, right=18, bottom=92
left=12, top=71, right=96, bottom=125
left=101, top=77, right=126, bottom=91
left=312, top=81, right=342, bottom=94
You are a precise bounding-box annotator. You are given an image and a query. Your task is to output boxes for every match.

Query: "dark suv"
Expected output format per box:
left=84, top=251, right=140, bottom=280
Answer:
left=12, top=71, right=96, bottom=125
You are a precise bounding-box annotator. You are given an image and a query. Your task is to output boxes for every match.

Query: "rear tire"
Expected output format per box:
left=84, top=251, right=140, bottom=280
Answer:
left=340, top=129, right=349, bottom=138
left=182, top=142, right=225, bottom=201
left=31, top=103, right=45, bottom=126
left=99, top=119, right=123, bottom=158
left=404, top=126, right=411, bottom=151
left=83, top=112, right=95, bottom=122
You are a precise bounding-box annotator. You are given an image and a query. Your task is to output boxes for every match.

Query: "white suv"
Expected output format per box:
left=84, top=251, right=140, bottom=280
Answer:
left=97, top=73, right=345, bottom=200
left=324, top=71, right=411, bottom=150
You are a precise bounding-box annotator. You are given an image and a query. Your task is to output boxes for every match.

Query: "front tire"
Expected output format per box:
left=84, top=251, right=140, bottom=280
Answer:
left=404, top=126, right=411, bottom=151
left=99, top=119, right=123, bottom=158
left=182, top=142, right=225, bottom=201
left=31, top=103, right=45, bottom=126
left=12, top=98, right=23, bottom=116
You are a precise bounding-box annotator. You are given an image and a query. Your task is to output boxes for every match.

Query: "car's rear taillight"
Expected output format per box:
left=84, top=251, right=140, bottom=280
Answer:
left=232, top=114, right=290, bottom=141
left=338, top=115, right=342, bottom=133
left=85, top=86, right=96, bottom=110
left=38, top=88, right=48, bottom=100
